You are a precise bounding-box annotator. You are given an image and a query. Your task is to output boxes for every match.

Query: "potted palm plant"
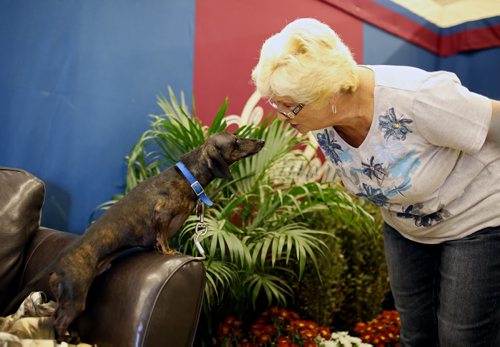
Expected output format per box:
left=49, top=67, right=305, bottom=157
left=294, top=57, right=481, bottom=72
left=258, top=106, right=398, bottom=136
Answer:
left=93, top=87, right=381, bottom=344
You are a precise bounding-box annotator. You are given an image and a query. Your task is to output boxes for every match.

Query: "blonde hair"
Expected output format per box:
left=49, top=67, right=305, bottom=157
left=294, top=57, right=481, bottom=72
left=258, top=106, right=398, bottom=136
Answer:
left=251, top=18, right=359, bottom=107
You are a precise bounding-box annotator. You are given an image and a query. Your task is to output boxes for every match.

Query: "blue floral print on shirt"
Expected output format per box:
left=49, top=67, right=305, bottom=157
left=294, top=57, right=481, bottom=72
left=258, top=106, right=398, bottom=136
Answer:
left=397, top=204, right=451, bottom=227
left=316, top=129, right=344, bottom=164
left=349, top=108, right=418, bottom=206
left=357, top=183, right=389, bottom=206
left=315, top=108, right=450, bottom=227
left=360, top=156, right=386, bottom=182
left=379, top=107, right=413, bottom=141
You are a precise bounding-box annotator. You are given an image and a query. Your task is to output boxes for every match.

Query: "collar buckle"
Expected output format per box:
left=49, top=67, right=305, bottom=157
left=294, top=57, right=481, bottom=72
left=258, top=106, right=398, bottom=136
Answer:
left=175, top=161, right=214, bottom=206
left=190, top=181, right=204, bottom=197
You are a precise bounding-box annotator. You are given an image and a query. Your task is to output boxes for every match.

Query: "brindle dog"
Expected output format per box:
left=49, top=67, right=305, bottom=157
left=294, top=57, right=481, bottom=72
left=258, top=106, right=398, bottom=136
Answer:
left=3, top=131, right=265, bottom=341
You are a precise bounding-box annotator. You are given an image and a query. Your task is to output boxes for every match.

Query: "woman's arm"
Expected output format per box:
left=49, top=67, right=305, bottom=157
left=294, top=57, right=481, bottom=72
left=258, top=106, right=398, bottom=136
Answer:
left=488, top=99, right=500, bottom=142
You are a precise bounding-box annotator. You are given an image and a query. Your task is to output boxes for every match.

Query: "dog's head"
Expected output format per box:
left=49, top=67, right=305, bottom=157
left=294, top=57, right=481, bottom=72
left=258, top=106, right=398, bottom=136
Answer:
left=204, top=131, right=265, bottom=179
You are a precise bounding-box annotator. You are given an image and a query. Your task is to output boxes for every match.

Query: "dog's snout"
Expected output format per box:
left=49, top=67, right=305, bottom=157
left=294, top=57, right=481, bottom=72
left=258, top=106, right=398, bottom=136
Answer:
left=253, top=139, right=265, bottom=152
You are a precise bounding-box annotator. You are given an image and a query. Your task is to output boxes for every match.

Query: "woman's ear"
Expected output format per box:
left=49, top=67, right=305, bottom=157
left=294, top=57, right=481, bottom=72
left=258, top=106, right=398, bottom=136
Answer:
left=330, top=92, right=341, bottom=106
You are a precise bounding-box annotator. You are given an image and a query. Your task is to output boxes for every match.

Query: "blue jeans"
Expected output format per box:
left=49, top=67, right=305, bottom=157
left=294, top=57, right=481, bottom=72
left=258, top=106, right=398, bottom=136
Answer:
left=383, top=223, right=500, bottom=347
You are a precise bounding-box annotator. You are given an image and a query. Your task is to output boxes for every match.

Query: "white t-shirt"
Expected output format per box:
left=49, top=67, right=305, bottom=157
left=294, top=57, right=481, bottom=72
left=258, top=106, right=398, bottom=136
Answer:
left=313, top=65, right=499, bottom=244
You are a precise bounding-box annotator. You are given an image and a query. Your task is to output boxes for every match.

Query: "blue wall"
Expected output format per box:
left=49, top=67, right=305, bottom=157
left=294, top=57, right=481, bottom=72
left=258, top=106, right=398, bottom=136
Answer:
left=0, top=0, right=195, bottom=233
left=363, top=23, right=500, bottom=100
left=1, top=6, right=498, bottom=234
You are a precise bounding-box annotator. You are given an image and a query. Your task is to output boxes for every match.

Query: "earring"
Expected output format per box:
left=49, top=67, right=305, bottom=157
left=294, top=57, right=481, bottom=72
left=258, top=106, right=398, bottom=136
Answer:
left=331, top=104, right=337, bottom=114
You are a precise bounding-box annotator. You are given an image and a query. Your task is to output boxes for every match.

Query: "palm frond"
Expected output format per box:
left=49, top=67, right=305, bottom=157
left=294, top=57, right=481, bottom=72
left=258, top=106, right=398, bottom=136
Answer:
left=203, top=260, right=238, bottom=309
left=243, top=271, right=294, bottom=309
left=207, top=97, right=229, bottom=135
left=247, top=223, right=331, bottom=278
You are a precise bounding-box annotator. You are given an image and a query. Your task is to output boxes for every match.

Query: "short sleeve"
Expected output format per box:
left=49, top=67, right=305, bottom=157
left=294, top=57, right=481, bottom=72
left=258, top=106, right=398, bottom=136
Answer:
left=412, top=71, right=492, bottom=154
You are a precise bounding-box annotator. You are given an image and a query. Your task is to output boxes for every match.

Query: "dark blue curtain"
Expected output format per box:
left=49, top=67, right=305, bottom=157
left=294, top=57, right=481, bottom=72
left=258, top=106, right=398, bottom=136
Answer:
left=0, top=0, right=195, bottom=233
left=364, top=23, right=500, bottom=100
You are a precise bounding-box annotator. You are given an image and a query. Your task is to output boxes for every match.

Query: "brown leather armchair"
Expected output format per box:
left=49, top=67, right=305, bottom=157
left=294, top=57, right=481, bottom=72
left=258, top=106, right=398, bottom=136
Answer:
left=0, top=167, right=206, bottom=346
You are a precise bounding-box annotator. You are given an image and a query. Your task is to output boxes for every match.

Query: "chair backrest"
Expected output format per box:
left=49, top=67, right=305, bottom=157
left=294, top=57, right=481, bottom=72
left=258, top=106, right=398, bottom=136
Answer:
left=0, top=168, right=45, bottom=311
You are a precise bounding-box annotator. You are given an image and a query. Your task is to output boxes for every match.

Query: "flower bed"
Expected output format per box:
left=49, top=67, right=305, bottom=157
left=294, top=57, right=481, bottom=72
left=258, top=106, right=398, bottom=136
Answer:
left=354, top=310, right=401, bottom=347
left=218, top=307, right=400, bottom=346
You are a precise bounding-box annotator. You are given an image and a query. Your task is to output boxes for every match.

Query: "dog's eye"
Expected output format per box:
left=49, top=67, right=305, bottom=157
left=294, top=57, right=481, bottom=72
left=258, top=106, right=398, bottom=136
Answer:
left=234, top=137, right=240, bottom=144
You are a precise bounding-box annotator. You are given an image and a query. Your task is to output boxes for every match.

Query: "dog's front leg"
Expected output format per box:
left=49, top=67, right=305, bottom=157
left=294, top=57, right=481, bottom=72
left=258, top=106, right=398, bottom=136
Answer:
left=155, top=232, right=176, bottom=255
left=153, top=206, right=192, bottom=255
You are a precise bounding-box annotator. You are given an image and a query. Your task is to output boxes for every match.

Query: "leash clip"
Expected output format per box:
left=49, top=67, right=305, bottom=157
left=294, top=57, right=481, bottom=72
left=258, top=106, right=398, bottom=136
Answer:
left=194, top=201, right=208, bottom=258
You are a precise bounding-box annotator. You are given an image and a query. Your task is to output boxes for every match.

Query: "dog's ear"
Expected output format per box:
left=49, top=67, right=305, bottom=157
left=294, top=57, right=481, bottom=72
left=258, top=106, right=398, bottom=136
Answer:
left=206, top=144, right=232, bottom=179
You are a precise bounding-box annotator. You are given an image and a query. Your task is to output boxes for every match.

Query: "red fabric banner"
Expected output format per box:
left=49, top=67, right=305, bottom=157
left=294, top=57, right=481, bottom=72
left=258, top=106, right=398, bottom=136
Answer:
left=193, top=0, right=363, bottom=125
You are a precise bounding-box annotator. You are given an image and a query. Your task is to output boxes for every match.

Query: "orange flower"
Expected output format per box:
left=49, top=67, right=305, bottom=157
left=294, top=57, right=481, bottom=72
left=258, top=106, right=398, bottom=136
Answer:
left=264, top=324, right=277, bottom=336
left=300, top=329, right=316, bottom=339
left=278, top=308, right=289, bottom=318
left=258, top=333, right=272, bottom=344
left=224, top=316, right=236, bottom=325
left=305, top=321, right=318, bottom=330
left=296, top=320, right=306, bottom=328
left=269, top=307, right=280, bottom=316
left=218, top=323, right=231, bottom=337
left=355, top=310, right=401, bottom=344
left=318, top=327, right=331, bottom=338
left=250, top=323, right=264, bottom=338
left=276, top=336, right=292, bottom=346
left=290, top=311, right=300, bottom=321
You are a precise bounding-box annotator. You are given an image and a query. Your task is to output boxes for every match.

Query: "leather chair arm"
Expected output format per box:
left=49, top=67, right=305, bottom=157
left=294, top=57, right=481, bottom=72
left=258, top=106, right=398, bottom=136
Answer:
left=77, top=251, right=206, bottom=347
left=20, top=227, right=206, bottom=347
left=20, top=227, right=78, bottom=294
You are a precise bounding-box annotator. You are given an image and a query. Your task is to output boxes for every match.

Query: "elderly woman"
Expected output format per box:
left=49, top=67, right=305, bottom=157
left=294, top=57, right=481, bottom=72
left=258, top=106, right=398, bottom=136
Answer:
left=252, top=18, right=500, bottom=346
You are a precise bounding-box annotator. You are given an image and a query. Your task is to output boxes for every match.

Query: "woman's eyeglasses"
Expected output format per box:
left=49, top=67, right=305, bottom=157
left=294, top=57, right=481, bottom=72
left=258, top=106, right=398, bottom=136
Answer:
left=267, top=98, right=304, bottom=120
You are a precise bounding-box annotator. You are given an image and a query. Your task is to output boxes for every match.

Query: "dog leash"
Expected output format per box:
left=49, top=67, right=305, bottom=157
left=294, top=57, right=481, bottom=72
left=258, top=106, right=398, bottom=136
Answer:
left=193, top=201, right=208, bottom=259
left=175, top=162, right=211, bottom=259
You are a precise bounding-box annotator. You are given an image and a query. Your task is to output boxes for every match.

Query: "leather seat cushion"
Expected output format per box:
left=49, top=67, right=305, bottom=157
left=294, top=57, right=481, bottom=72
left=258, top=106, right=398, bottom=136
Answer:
left=0, top=168, right=45, bottom=310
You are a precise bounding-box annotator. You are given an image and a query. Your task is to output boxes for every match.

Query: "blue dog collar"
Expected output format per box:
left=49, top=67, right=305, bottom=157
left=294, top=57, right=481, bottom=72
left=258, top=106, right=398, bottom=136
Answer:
left=175, top=162, right=213, bottom=206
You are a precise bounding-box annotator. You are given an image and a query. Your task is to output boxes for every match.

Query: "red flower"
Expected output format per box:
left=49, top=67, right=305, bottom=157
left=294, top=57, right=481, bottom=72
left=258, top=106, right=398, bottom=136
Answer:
left=318, top=327, right=331, bottom=338
left=218, top=307, right=370, bottom=346
left=269, top=307, right=280, bottom=316
left=305, top=321, right=318, bottom=330
left=250, top=325, right=264, bottom=338
left=224, top=316, right=236, bottom=325
left=300, top=329, right=316, bottom=339
left=258, top=333, right=272, bottom=344
left=276, top=336, right=292, bottom=346
left=264, top=324, right=277, bottom=336
left=296, top=320, right=307, bottom=329
left=355, top=310, right=401, bottom=344
left=218, top=323, right=231, bottom=337
left=289, top=311, right=300, bottom=321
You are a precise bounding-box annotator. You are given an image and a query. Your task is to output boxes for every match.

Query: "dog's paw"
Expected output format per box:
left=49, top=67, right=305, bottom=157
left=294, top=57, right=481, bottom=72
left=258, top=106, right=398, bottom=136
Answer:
left=154, top=237, right=180, bottom=255
left=163, top=248, right=181, bottom=256
left=156, top=245, right=179, bottom=256
left=56, top=331, right=80, bottom=344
